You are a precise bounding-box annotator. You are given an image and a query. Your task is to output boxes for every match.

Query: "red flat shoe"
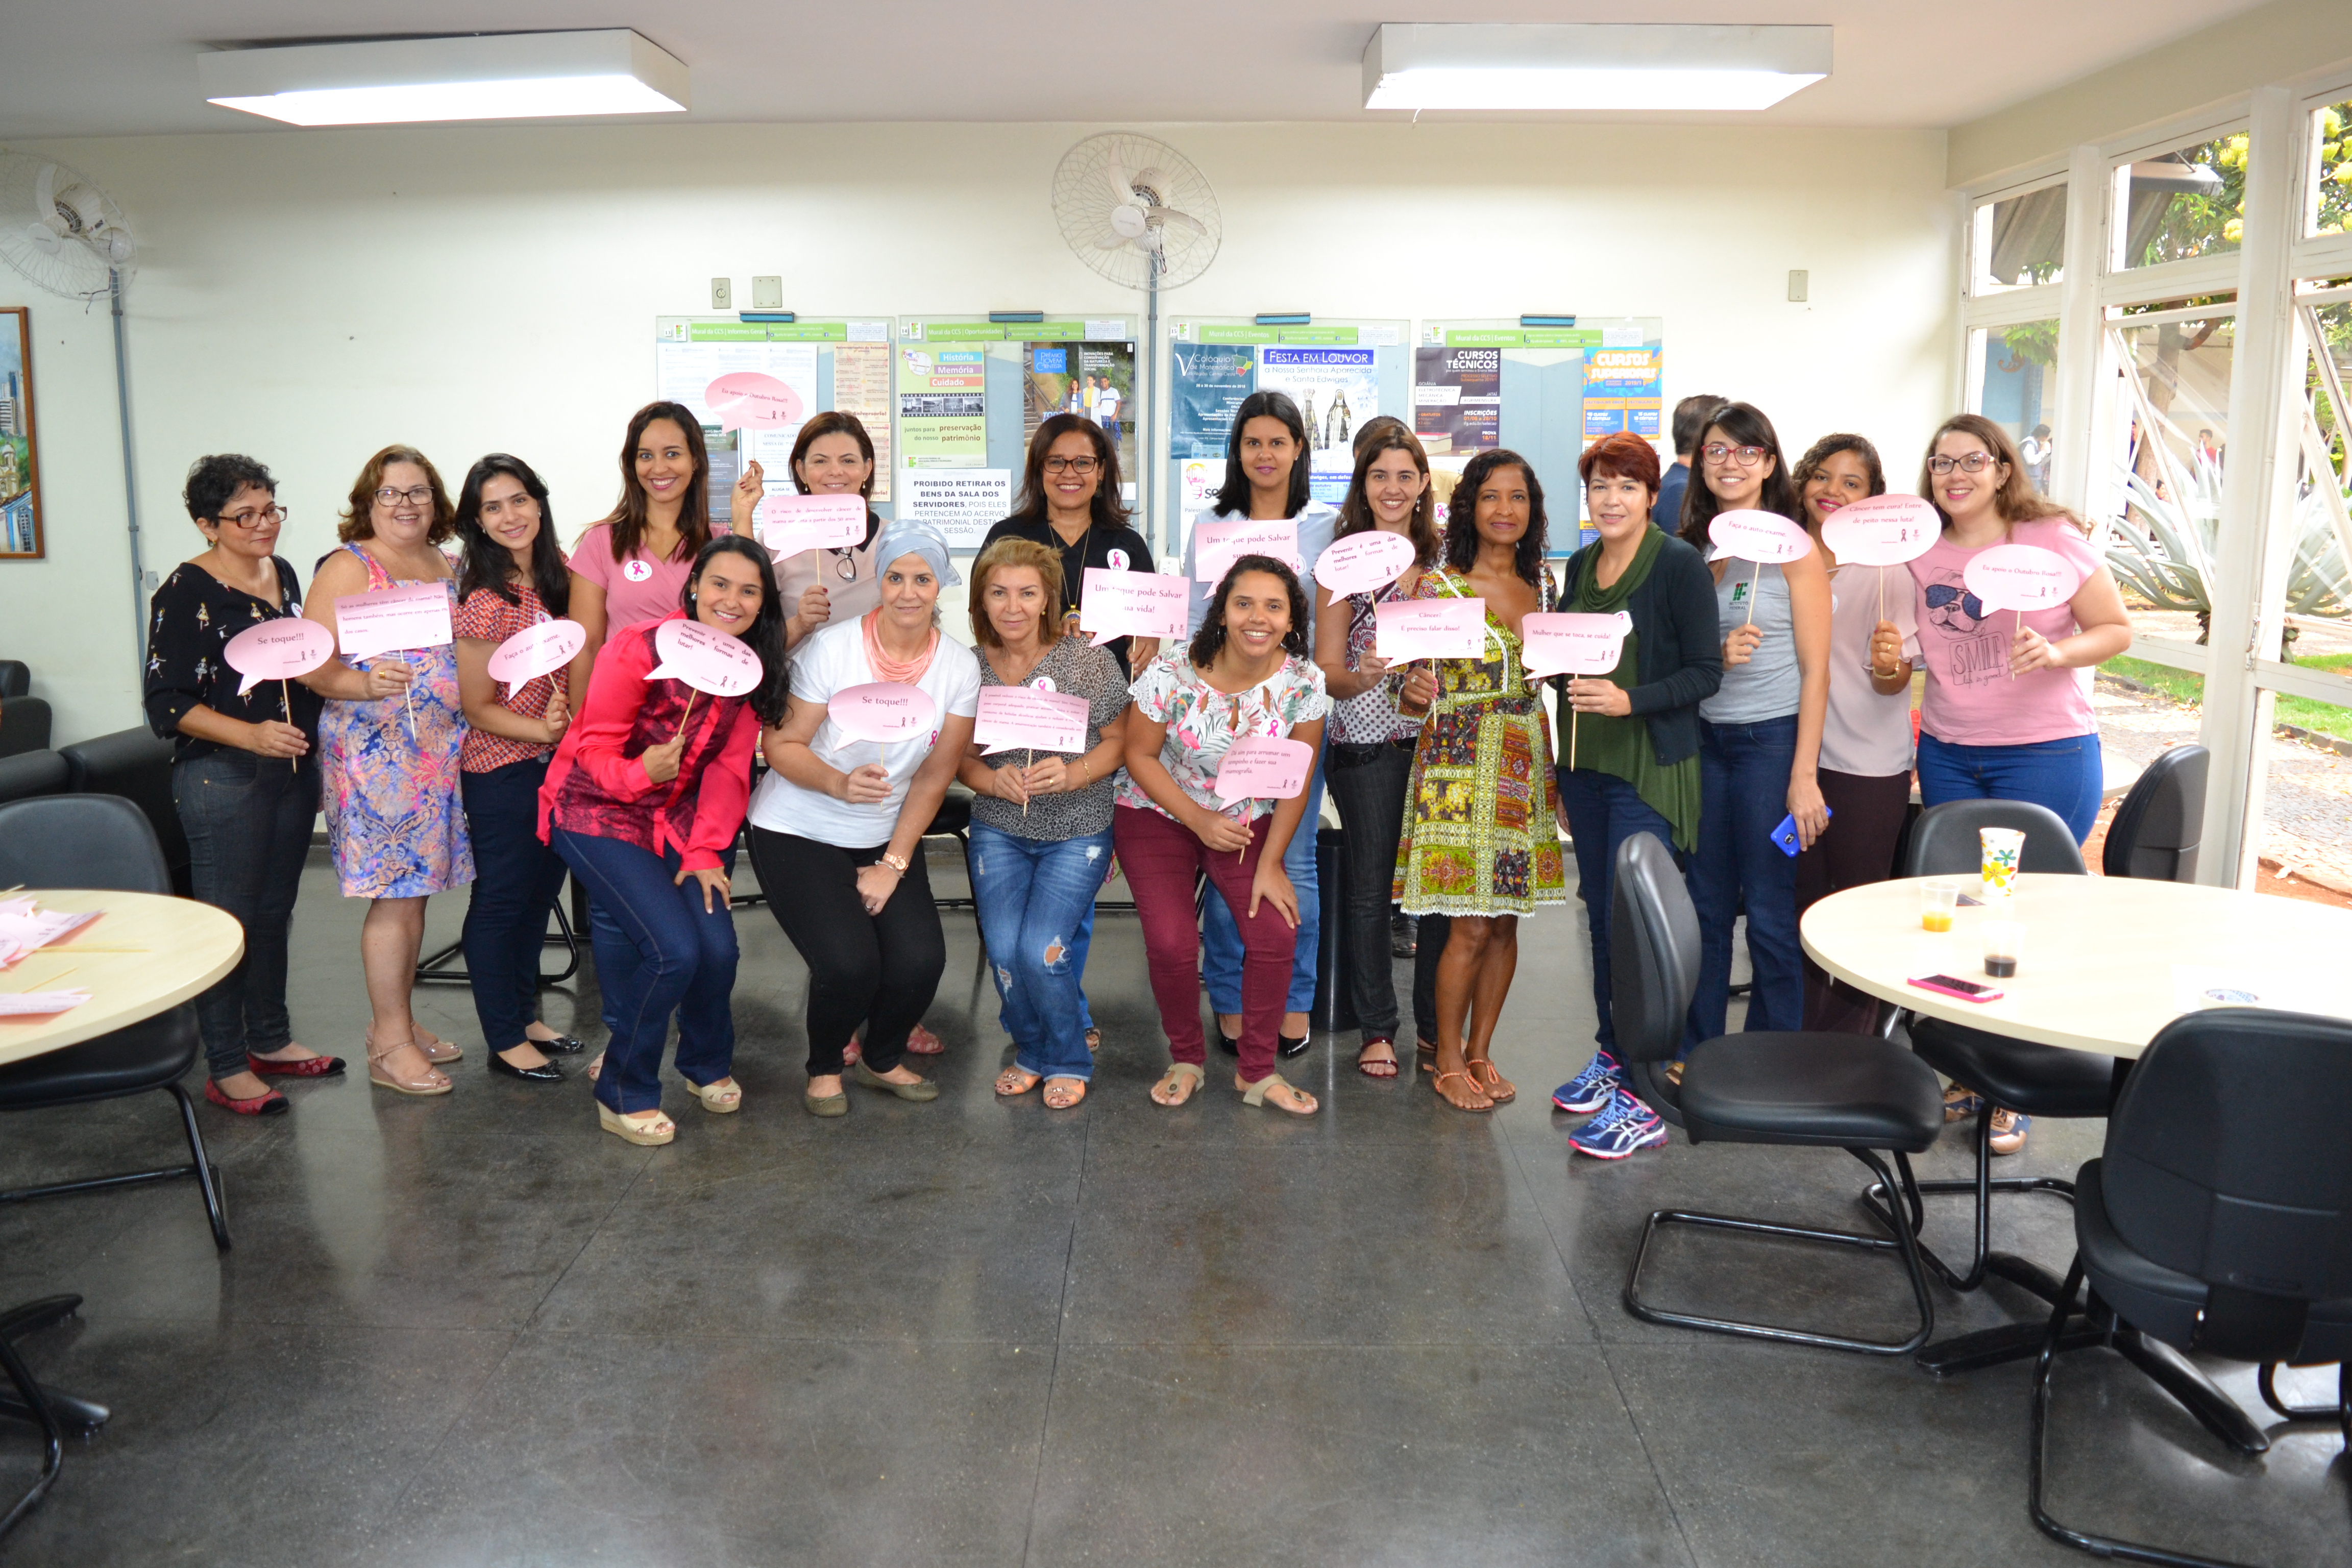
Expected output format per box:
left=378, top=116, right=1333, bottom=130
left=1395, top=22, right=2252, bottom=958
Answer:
left=206, top=1080, right=288, bottom=1116
left=904, top=1024, right=945, bottom=1056
left=248, top=1051, right=347, bottom=1079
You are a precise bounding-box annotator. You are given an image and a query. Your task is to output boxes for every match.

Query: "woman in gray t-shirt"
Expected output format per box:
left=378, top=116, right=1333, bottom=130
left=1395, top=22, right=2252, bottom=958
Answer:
left=955, top=538, right=1130, bottom=1109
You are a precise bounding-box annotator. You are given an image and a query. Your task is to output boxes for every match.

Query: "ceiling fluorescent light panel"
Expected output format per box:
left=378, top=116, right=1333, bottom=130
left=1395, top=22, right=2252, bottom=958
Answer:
left=200, top=30, right=690, bottom=127
left=1362, top=23, right=1830, bottom=113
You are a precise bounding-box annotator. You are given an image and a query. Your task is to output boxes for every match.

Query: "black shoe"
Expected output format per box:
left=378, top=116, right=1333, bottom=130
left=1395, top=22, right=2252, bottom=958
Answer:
left=1216, top=1029, right=1240, bottom=1057
left=489, top=1051, right=564, bottom=1082
left=1390, top=911, right=1418, bottom=959
left=531, top=1034, right=587, bottom=1054
left=1279, top=1033, right=1310, bottom=1060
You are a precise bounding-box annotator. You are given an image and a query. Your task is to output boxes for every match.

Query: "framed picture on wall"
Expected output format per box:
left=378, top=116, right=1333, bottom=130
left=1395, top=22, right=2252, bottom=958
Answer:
left=0, top=308, right=40, bottom=560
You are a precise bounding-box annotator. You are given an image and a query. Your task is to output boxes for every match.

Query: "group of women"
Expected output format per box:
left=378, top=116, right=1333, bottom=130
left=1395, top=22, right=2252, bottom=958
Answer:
left=142, top=383, right=2128, bottom=1156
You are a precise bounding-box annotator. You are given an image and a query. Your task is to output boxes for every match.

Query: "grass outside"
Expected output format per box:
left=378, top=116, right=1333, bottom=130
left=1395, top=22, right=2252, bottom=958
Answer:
left=2102, top=652, right=2352, bottom=743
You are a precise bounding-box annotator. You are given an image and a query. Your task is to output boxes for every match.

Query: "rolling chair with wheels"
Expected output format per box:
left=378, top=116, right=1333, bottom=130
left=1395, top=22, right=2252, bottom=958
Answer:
left=0, top=795, right=232, bottom=1252
left=2028, top=1007, right=2350, bottom=1566
left=1611, top=832, right=1946, bottom=1356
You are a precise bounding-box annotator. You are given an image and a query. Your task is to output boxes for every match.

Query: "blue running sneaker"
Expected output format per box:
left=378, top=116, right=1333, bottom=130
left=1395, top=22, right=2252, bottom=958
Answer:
left=1567, top=1087, right=1670, bottom=1160
left=1553, top=1050, right=1622, bottom=1114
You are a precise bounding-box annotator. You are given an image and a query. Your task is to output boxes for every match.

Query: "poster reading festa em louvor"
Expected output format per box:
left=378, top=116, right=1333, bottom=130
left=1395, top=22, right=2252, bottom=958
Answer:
left=1255, top=346, right=1378, bottom=504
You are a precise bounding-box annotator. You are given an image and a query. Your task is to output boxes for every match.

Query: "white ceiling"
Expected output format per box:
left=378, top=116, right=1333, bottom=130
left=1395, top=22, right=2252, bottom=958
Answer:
left=5, top=2, right=2264, bottom=139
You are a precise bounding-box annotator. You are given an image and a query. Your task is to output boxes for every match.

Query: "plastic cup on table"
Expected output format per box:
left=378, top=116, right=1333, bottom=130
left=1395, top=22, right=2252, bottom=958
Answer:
left=1982, top=920, right=2024, bottom=979
left=1919, top=879, right=1962, bottom=933
left=1979, top=827, right=2025, bottom=901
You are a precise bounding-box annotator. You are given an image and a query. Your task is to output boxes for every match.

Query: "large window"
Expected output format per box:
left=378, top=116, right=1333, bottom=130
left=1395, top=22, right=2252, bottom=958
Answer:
left=2113, top=131, right=2246, bottom=270
left=2310, top=100, right=2352, bottom=238
left=1972, top=182, right=2067, bottom=293
left=1967, top=320, right=2060, bottom=472
left=2103, top=307, right=2238, bottom=651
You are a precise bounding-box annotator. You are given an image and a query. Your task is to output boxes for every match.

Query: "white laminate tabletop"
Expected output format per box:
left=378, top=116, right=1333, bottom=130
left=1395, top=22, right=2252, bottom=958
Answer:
left=1800, top=874, right=2352, bottom=1058
left=0, top=890, right=243, bottom=1068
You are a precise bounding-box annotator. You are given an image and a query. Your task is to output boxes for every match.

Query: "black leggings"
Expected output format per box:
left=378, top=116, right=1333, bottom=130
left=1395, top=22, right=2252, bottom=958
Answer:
left=749, top=827, right=945, bottom=1076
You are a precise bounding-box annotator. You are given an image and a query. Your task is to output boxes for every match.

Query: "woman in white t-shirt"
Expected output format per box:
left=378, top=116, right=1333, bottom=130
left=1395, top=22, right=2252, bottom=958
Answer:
left=747, top=522, right=981, bottom=1116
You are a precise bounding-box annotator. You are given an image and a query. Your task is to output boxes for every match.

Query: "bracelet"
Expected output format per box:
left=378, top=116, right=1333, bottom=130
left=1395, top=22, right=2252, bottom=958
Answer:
left=1080, top=756, right=1092, bottom=787
left=879, top=849, right=910, bottom=876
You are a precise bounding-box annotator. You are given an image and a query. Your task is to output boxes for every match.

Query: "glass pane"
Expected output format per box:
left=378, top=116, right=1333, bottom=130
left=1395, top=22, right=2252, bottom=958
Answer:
left=1972, top=183, right=2066, bottom=293
left=2250, top=682, right=2352, bottom=903
left=1968, top=321, right=2060, bottom=479
left=2288, top=297, right=2352, bottom=639
left=2114, top=132, right=2245, bottom=268
left=2102, top=314, right=2237, bottom=648
left=2313, top=101, right=2352, bottom=238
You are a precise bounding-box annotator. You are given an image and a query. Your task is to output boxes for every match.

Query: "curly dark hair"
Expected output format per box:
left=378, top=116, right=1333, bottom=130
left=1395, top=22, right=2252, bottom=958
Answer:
left=1187, top=554, right=1311, bottom=667
left=183, top=453, right=275, bottom=524
left=1441, top=449, right=1549, bottom=584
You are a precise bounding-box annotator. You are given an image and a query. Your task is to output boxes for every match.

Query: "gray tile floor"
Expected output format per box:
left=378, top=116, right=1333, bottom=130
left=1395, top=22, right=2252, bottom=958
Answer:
left=2, top=850, right=2345, bottom=1566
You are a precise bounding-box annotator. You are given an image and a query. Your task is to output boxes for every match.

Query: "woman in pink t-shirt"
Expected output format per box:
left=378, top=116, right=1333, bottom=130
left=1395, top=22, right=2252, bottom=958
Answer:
left=566, top=401, right=724, bottom=684
left=1906, top=413, right=2131, bottom=843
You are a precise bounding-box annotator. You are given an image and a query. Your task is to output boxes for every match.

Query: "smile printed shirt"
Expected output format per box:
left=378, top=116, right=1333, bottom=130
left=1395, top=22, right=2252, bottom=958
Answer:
left=1906, top=517, right=2101, bottom=747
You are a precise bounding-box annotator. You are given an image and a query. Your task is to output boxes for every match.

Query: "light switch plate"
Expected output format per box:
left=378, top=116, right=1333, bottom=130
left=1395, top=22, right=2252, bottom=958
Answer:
left=1787, top=269, right=1809, bottom=303
left=751, top=275, right=783, bottom=310
left=710, top=277, right=732, bottom=310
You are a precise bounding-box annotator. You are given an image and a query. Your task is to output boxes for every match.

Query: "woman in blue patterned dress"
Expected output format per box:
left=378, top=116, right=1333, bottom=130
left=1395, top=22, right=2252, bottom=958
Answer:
left=300, top=446, right=475, bottom=1096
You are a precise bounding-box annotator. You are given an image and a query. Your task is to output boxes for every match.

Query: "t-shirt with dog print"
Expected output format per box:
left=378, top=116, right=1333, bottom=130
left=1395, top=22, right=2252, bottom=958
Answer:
left=1906, top=517, right=2101, bottom=747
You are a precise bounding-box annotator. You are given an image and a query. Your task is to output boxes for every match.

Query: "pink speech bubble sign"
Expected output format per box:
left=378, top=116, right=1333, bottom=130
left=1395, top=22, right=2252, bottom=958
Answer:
left=1080, top=568, right=1190, bottom=646
left=335, top=582, right=455, bottom=662
left=828, top=681, right=939, bottom=745
left=1962, top=542, right=2082, bottom=614
left=1194, top=518, right=1303, bottom=583
left=1315, top=531, right=1416, bottom=597
left=1706, top=509, right=1816, bottom=565
left=648, top=617, right=762, bottom=698
left=705, top=371, right=806, bottom=432
left=1213, top=734, right=1315, bottom=805
left=974, top=684, right=1089, bottom=755
left=486, top=619, right=586, bottom=694
left=757, top=492, right=868, bottom=556
left=224, top=617, right=335, bottom=696
left=1375, top=596, right=1486, bottom=662
left=1819, top=494, right=1940, bottom=568
left=1521, top=611, right=1634, bottom=680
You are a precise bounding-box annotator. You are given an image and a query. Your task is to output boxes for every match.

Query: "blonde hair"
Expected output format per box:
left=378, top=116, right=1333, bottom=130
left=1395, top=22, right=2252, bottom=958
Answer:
left=967, top=537, right=1066, bottom=649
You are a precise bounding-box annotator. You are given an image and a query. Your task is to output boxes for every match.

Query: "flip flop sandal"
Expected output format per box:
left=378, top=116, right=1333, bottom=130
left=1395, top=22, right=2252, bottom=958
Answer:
left=1237, top=1070, right=1316, bottom=1116
left=1042, top=1077, right=1087, bottom=1109
left=995, top=1067, right=1043, bottom=1097
left=1430, top=1069, right=1494, bottom=1113
left=1944, top=1084, right=1984, bottom=1122
left=1150, top=1062, right=1204, bottom=1107
left=1465, top=1059, right=1516, bottom=1103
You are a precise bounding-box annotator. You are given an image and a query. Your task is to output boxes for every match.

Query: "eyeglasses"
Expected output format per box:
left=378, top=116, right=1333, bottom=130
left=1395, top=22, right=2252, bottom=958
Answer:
left=217, top=505, right=288, bottom=529
left=1701, top=443, right=1770, bottom=467
left=374, top=485, right=435, bottom=507
left=827, top=547, right=859, bottom=581
left=1927, top=452, right=2001, bottom=476
left=1043, top=456, right=1099, bottom=476
left=1922, top=583, right=1985, bottom=620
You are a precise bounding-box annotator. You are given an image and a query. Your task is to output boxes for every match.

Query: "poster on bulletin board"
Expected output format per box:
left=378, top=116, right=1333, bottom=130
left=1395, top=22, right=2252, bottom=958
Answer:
left=654, top=316, right=895, bottom=512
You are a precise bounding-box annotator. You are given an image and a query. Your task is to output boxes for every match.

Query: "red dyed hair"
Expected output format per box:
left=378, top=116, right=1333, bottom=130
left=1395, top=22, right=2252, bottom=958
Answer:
left=1577, top=432, right=1661, bottom=492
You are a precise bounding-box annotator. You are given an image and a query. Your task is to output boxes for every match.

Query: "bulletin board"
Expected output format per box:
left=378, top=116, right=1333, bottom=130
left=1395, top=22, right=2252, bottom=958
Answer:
left=893, top=314, right=1139, bottom=548
left=653, top=315, right=896, bottom=521
left=1415, top=317, right=1665, bottom=551
left=1165, top=317, right=1410, bottom=557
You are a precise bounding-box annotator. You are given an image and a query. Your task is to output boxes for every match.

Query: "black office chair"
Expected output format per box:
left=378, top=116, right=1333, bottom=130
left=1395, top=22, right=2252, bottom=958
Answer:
left=57, top=726, right=192, bottom=898
left=0, top=795, right=231, bottom=1252
left=1867, top=799, right=2112, bottom=1311
left=2028, top=1007, right=2351, bottom=1565
left=0, top=660, right=29, bottom=699
left=2101, top=743, right=2208, bottom=882
left=0, top=1293, right=65, bottom=1536
left=1612, top=832, right=1946, bottom=1356
left=0, top=749, right=68, bottom=805
left=0, top=695, right=51, bottom=758
left=925, top=782, right=978, bottom=913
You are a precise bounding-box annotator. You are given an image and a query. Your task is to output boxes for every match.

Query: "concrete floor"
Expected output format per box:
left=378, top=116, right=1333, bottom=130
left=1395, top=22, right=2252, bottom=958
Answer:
left=1, top=849, right=2345, bottom=1566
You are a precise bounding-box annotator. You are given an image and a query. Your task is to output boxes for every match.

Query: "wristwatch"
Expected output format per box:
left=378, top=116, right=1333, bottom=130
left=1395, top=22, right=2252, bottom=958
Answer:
left=878, top=849, right=910, bottom=876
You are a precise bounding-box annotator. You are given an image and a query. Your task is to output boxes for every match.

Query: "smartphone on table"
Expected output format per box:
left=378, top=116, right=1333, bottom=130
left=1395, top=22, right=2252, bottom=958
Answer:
left=1908, top=973, right=2005, bottom=1003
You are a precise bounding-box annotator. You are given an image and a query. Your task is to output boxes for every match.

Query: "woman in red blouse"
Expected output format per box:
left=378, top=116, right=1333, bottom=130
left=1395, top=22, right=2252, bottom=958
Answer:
left=538, top=536, right=789, bottom=1145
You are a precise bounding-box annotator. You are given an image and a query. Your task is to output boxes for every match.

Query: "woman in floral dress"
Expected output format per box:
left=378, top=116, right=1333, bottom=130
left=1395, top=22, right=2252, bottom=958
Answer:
left=1394, top=449, right=1567, bottom=1113
left=300, top=445, right=475, bottom=1096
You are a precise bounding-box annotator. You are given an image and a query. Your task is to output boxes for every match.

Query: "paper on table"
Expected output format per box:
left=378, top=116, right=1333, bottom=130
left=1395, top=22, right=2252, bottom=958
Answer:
left=335, top=582, right=455, bottom=662
left=2168, top=965, right=2351, bottom=1020
left=974, top=685, right=1089, bottom=755
left=0, top=896, right=102, bottom=969
left=0, top=988, right=90, bottom=1018
left=1375, top=596, right=1486, bottom=662
left=1079, top=568, right=1189, bottom=646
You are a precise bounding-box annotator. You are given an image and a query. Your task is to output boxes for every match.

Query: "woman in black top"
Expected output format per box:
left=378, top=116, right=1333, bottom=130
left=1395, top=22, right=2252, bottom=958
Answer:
left=143, top=454, right=339, bottom=1115
left=980, top=412, right=1158, bottom=679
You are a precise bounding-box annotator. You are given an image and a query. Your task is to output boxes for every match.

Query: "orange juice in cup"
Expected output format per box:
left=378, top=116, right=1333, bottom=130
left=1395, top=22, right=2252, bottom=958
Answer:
left=1919, top=879, right=1961, bottom=932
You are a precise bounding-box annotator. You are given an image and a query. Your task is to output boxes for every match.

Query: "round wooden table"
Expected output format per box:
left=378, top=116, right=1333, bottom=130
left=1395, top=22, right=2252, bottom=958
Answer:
left=1801, top=873, right=2352, bottom=1059
left=0, top=890, right=243, bottom=1070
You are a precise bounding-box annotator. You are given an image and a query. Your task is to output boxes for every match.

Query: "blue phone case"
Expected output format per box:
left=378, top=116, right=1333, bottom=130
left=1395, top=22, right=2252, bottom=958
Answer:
left=1770, top=806, right=1831, bottom=857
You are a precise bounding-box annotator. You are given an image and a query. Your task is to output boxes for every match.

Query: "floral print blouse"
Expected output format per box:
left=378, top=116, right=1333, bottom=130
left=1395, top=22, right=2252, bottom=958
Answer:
left=1115, top=652, right=1330, bottom=823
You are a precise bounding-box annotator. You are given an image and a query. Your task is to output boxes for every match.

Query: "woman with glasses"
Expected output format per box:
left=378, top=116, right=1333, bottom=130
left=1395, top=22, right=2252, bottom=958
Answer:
left=980, top=412, right=1158, bottom=680
left=451, top=454, right=583, bottom=1084
left=1909, top=414, right=2131, bottom=1155
left=733, top=410, right=887, bottom=646
left=1674, top=403, right=1831, bottom=1057
left=1790, top=434, right=1920, bottom=1034
left=144, top=455, right=337, bottom=1116
left=300, top=446, right=473, bottom=1097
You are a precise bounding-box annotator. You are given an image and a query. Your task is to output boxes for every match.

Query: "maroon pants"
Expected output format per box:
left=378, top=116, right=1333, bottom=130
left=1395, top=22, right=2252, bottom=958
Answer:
left=1112, top=803, right=1298, bottom=1080
left=1795, top=767, right=1916, bottom=1033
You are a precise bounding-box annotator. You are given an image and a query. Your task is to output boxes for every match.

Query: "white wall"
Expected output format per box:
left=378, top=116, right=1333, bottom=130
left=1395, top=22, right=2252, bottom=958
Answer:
left=0, top=119, right=1956, bottom=745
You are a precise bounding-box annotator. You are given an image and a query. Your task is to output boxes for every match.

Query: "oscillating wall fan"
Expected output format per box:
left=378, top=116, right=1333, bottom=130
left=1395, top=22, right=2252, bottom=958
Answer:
left=1051, top=133, right=1221, bottom=550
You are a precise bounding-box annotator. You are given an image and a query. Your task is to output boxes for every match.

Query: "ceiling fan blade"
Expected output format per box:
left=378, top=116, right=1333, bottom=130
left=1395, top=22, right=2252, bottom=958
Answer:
left=1147, top=206, right=1206, bottom=238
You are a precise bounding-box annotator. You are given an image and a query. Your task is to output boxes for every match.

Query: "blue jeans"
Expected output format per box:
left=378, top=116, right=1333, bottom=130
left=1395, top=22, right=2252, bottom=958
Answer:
left=1203, top=754, right=1323, bottom=1016
left=459, top=758, right=570, bottom=1051
left=173, top=748, right=318, bottom=1080
left=551, top=828, right=739, bottom=1114
left=1557, top=767, right=1682, bottom=1054
left=1685, top=715, right=1804, bottom=1045
left=971, top=822, right=1112, bottom=1082
left=1916, top=730, right=2104, bottom=843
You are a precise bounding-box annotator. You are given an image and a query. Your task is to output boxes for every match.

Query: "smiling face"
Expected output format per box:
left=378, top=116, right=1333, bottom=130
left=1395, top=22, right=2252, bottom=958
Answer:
left=634, top=419, right=694, bottom=512
left=692, top=549, right=765, bottom=638
left=879, top=552, right=940, bottom=628
left=1219, top=569, right=1294, bottom=663
left=983, top=565, right=1050, bottom=648
left=370, top=460, right=436, bottom=548
left=1584, top=468, right=1653, bottom=547
left=1932, top=431, right=2007, bottom=527
left=1237, top=415, right=1299, bottom=497
left=205, top=481, right=282, bottom=561
left=1364, top=447, right=1426, bottom=531
left=795, top=431, right=872, bottom=499
left=1471, top=464, right=1531, bottom=548
left=1802, top=449, right=1874, bottom=529
left=1699, top=425, right=1774, bottom=510
left=476, top=473, right=542, bottom=567
left=1041, top=429, right=1100, bottom=513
